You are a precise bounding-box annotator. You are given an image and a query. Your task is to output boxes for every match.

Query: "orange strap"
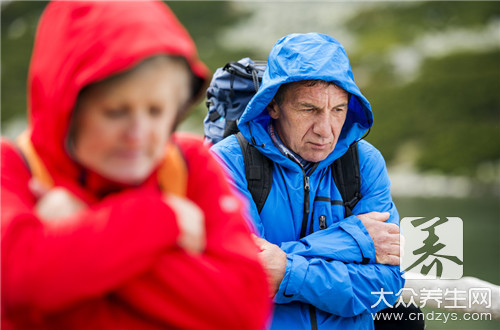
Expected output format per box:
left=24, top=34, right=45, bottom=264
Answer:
left=16, top=130, right=187, bottom=196
left=157, top=142, right=188, bottom=196
left=17, top=130, right=55, bottom=188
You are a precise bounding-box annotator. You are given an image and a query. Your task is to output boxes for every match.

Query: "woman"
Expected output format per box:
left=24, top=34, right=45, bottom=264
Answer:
left=1, top=1, right=270, bottom=329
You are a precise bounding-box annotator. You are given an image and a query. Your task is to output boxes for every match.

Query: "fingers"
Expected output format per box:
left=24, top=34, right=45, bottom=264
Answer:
left=251, top=234, right=268, bottom=250
left=374, top=232, right=402, bottom=265
left=400, top=234, right=405, bottom=260
left=35, top=186, right=86, bottom=220
left=28, top=177, right=50, bottom=199
left=165, top=194, right=206, bottom=255
left=379, top=255, right=400, bottom=266
left=378, top=233, right=401, bottom=251
left=363, top=211, right=391, bottom=222
left=387, top=222, right=400, bottom=234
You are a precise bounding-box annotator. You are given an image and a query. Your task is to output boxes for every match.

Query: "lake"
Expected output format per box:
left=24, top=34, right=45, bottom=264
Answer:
left=394, top=196, right=499, bottom=329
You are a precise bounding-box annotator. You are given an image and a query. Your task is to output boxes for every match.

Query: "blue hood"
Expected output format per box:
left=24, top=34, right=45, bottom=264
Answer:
left=238, top=33, right=373, bottom=169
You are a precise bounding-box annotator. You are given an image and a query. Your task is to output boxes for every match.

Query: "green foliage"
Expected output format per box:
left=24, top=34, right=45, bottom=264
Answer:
left=167, top=1, right=256, bottom=70
left=1, top=1, right=48, bottom=124
left=1, top=1, right=499, bottom=177
left=366, top=50, right=500, bottom=176
left=348, top=1, right=500, bottom=176
left=347, top=1, right=500, bottom=54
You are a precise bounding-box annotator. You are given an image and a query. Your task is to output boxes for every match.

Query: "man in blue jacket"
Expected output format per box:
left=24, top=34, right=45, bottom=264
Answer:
left=212, top=33, right=405, bottom=329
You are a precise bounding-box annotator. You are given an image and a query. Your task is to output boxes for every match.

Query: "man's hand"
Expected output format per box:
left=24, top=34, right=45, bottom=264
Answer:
left=164, top=194, right=206, bottom=255
left=29, top=178, right=86, bottom=221
left=356, top=211, right=401, bottom=265
left=252, top=234, right=287, bottom=298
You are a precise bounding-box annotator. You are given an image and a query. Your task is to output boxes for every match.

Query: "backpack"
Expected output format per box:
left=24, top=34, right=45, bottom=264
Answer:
left=204, top=57, right=266, bottom=145
left=205, top=58, right=362, bottom=219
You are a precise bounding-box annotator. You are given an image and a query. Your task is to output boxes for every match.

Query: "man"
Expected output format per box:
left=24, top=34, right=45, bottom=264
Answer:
left=211, top=33, right=405, bottom=329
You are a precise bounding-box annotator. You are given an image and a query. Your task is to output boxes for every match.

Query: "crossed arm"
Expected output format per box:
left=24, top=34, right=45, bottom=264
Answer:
left=1, top=140, right=270, bottom=328
left=212, top=141, right=405, bottom=316
left=254, top=211, right=401, bottom=296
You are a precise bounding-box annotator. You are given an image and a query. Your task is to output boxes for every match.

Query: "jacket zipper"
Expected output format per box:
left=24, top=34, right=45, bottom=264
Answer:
left=299, top=172, right=317, bottom=330
left=299, top=173, right=310, bottom=238
left=287, top=162, right=317, bottom=330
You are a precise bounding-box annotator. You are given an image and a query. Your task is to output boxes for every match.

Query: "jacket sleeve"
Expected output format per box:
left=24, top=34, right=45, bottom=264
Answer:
left=114, top=135, right=271, bottom=330
left=279, top=215, right=375, bottom=263
left=274, top=143, right=404, bottom=316
left=1, top=140, right=181, bottom=313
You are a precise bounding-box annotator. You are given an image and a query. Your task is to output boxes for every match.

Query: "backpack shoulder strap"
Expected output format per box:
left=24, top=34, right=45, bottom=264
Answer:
left=331, top=141, right=362, bottom=217
left=157, top=141, right=188, bottom=197
left=16, top=130, right=54, bottom=188
left=236, top=132, right=273, bottom=214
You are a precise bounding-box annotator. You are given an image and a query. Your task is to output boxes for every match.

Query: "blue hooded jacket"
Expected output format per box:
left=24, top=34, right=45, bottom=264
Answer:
left=212, top=33, right=404, bottom=329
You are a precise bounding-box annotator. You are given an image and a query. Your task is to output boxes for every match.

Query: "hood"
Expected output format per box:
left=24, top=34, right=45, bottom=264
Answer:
left=238, top=33, right=373, bottom=169
left=27, top=0, right=209, bottom=193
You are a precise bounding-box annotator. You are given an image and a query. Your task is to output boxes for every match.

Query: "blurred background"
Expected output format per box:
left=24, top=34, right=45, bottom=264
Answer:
left=1, top=1, right=499, bottom=328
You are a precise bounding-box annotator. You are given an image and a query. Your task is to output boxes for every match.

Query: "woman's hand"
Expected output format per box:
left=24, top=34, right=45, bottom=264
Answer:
left=29, top=178, right=86, bottom=220
left=164, top=194, right=206, bottom=255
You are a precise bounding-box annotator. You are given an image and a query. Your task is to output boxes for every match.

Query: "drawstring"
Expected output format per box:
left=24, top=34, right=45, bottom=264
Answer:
left=248, top=124, right=265, bottom=148
left=359, top=127, right=371, bottom=141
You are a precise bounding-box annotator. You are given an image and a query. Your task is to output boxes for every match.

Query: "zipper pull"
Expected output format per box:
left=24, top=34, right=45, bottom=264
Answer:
left=304, top=176, right=310, bottom=191
left=319, top=215, right=327, bottom=230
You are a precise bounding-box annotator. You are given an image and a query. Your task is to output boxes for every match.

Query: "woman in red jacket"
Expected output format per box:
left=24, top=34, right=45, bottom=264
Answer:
left=1, top=1, right=270, bottom=329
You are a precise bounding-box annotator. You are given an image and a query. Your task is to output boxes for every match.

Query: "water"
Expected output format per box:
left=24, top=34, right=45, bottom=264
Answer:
left=395, top=196, right=499, bottom=284
left=394, top=196, right=500, bottom=329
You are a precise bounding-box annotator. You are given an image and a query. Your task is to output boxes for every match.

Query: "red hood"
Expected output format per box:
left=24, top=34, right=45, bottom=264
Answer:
left=27, top=0, right=209, bottom=197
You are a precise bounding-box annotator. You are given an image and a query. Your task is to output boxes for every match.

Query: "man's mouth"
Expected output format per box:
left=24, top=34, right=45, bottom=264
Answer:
left=309, top=142, right=330, bottom=149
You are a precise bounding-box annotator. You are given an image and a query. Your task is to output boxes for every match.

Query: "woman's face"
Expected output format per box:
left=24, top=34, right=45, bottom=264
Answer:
left=72, top=57, right=191, bottom=185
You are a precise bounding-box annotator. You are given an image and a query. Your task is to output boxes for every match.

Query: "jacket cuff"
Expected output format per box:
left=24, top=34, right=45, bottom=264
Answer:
left=274, top=254, right=308, bottom=303
left=339, top=215, right=376, bottom=263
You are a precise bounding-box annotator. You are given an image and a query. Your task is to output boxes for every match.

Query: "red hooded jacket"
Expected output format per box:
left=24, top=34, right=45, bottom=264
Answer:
left=1, top=1, right=270, bottom=329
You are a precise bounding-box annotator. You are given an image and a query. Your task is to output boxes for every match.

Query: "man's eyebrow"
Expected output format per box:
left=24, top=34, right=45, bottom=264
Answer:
left=298, top=102, right=320, bottom=109
left=298, top=102, right=348, bottom=109
left=333, top=103, right=348, bottom=109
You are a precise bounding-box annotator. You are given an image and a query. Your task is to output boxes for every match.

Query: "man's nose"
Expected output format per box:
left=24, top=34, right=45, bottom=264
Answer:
left=312, top=112, right=332, bottom=137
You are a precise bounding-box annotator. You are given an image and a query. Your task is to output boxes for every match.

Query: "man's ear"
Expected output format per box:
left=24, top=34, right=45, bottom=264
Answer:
left=267, top=99, right=280, bottom=119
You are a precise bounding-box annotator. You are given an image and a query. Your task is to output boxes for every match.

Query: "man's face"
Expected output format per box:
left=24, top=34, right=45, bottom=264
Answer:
left=72, top=57, right=191, bottom=185
left=268, top=82, right=348, bottom=163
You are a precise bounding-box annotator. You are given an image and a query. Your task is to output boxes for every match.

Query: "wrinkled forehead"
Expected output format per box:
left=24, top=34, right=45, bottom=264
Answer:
left=279, top=80, right=348, bottom=105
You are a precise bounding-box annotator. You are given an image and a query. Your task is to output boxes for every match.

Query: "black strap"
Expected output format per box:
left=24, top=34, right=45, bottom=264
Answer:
left=208, top=110, right=221, bottom=122
left=331, top=141, right=362, bottom=217
left=223, top=120, right=239, bottom=139
left=236, top=132, right=273, bottom=214
left=332, top=141, right=367, bottom=263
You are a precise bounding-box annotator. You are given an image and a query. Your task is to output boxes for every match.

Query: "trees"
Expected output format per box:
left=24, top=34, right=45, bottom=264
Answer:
left=2, top=1, right=498, bottom=177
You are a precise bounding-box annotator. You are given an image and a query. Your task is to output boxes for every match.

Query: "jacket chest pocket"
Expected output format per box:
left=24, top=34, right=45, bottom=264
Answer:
left=311, top=197, right=345, bottom=233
